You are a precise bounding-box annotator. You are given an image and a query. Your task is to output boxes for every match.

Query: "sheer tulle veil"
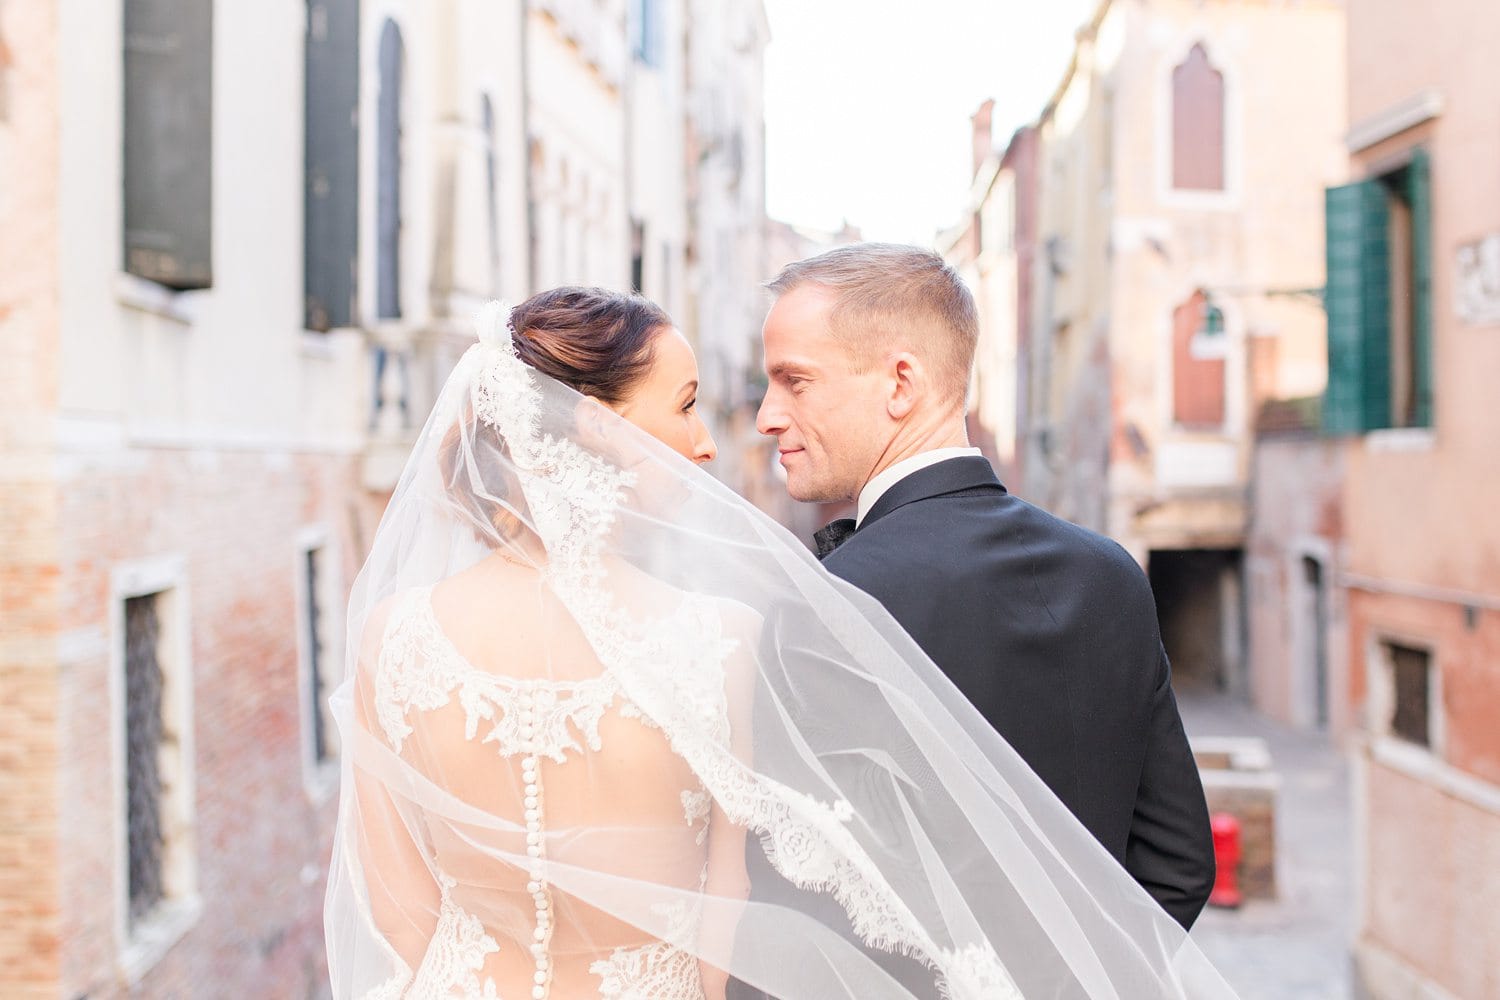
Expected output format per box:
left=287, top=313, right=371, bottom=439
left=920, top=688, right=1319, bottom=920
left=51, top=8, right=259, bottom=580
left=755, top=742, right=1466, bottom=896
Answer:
left=322, top=300, right=1239, bottom=999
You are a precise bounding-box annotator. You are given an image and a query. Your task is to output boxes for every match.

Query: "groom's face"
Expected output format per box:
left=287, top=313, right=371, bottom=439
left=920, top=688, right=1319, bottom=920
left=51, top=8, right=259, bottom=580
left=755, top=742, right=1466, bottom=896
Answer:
left=757, top=286, right=889, bottom=503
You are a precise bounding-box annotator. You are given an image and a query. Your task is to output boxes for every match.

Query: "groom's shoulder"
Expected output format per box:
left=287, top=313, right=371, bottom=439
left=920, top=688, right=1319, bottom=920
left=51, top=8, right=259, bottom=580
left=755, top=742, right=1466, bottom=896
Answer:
left=844, top=488, right=1150, bottom=594
left=1008, top=497, right=1150, bottom=586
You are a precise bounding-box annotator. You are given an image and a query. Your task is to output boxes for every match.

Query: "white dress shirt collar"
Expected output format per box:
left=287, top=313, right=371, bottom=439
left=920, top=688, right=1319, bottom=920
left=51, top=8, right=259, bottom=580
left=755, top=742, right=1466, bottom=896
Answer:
left=855, top=447, right=983, bottom=527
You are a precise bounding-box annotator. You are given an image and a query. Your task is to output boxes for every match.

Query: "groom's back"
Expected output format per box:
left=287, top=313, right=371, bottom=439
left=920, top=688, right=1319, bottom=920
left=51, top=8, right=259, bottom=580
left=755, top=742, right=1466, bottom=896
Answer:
left=822, top=456, right=1215, bottom=930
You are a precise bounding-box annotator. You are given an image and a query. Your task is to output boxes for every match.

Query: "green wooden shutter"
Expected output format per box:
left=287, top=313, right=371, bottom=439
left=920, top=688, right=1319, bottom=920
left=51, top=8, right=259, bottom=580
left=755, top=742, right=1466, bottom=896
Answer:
left=1406, top=148, right=1434, bottom=427
left=123, top=0, right=213, bottom=290
left=1323, top=178, right=1390, bottom=434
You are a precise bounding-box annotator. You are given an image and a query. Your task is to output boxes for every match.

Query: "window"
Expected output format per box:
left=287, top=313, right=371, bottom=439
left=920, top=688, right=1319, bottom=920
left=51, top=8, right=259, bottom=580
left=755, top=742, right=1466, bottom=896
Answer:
left=1385, top=641, right=1432, bottom=747
left=113, top=558, right=198, bottom=976
left=1300, top=556, right=1329, bottom=728
left=306, top=550, right=330, bottom=764
left=1323, top=150, right=1434, bottom=433
left=1171, top=43, right=1225, bottom=192
left=125, top=594, right=168, bottom=925
left=482, top=94, right=500, bottom=292
left=630, top=219, right=645, bottom=293
left=304, top=0, right=361, bottom=331
left=376, top=19, right=404, bottom=320
left=631, top=0, right=663, bottom=67
left=123, top=0, right=213, bottom=289
left=299, top=533, right=342, bottom=788
left=1172, top=290, right=1226, bottom=428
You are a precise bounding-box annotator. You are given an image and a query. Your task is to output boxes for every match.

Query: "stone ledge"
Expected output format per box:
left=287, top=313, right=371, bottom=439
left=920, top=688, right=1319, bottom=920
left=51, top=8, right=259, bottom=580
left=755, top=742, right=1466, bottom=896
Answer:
left=1353, top=937, right=1460, bottom=1000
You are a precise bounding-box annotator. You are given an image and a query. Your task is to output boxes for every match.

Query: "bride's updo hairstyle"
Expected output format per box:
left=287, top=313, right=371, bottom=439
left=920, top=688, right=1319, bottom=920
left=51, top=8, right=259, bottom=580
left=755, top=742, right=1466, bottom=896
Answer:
left=441, top=286, right=675, bottom=546
left=508, top=286, right=673, bottom=403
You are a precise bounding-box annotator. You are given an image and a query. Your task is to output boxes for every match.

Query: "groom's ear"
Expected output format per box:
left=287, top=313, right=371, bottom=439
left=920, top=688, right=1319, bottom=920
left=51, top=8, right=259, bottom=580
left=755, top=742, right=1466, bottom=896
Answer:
left=887, top=353, right=920, bottom=420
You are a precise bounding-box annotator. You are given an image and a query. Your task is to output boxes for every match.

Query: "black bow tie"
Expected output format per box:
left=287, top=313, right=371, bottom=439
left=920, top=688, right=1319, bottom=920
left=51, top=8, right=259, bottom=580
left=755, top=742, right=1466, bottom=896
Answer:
left=813, top=517, right=857, bottom=558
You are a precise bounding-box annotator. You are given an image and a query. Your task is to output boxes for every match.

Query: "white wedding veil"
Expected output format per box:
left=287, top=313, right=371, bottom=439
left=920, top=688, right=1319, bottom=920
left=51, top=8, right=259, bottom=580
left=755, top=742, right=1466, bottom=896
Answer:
left=323, top=300, right=1238, bottom=999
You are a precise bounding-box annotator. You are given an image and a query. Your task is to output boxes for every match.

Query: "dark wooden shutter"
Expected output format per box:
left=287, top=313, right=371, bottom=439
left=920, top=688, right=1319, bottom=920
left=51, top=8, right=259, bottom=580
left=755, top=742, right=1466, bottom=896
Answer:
left=375, top=19, right=403, bottom=320
left=123, top=0, right=213, bottom=289
left=1323, top=178, right=1390, bottom=434
left=303, top=1, right=361, bottom=334
left=304, top=0, right=361, bottom=331
left=1406, top=148, right=1434, bottom=427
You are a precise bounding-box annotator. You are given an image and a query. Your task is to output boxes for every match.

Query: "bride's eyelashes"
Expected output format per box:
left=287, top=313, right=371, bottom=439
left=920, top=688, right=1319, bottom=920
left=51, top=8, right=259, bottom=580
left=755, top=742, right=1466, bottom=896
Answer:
left=681, top=397, right=697, bottom=413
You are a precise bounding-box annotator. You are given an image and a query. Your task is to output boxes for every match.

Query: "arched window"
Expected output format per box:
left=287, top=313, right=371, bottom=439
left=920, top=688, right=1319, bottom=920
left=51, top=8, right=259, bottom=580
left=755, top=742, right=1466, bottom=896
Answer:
left=1171, top=43, right=1225, bottom=192
left=376, top=19, right=404, bottom=319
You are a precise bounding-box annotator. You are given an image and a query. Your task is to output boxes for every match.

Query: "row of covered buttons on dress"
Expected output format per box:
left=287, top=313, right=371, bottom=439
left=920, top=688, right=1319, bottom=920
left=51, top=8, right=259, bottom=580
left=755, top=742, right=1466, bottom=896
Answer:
left=520, top=690, right=552, bottom=1000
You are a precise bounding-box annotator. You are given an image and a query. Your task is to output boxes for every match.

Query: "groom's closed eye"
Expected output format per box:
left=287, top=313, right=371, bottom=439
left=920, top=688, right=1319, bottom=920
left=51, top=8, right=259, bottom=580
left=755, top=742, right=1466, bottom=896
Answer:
left=768, top=364, right=813, bottom=390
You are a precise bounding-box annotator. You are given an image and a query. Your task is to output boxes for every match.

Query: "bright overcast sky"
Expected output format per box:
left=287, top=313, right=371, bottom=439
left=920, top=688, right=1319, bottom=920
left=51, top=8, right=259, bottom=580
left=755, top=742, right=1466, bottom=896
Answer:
left=762, top=0, right=1098, bottom=245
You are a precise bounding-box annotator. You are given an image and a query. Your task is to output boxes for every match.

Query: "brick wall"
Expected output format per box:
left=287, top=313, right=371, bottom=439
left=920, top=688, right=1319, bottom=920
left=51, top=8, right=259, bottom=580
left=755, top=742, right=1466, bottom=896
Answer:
left=0, top=0, right=62, bottom=995
left=54, top=449, right=366, bottom=998
left=1357, top=753, right=1500, bottom=999
left=1350, top=589, right=1500, bottom=1000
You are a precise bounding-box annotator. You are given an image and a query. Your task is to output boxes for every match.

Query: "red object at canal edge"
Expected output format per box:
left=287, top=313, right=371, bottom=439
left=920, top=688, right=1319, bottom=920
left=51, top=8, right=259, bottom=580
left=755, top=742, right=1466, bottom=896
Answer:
left=1208, top=812, right=1242, bottom=909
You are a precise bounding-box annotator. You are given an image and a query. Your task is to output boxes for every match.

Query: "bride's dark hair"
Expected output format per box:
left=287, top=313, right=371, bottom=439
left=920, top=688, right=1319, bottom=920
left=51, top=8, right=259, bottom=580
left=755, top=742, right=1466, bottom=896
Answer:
left=508, top=286, right=673, bottom=403
left=439, top=287, right=673, bottom=546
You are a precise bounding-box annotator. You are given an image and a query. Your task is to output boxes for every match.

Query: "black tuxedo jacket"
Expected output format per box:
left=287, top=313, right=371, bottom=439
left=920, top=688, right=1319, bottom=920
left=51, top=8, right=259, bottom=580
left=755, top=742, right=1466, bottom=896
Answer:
left=822, top=456, right=1214, bottom=930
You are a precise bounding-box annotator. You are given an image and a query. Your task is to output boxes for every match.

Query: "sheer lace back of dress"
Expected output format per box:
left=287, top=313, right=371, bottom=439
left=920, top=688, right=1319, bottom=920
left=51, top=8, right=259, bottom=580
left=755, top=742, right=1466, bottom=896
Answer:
left=358, top=581, right=715, bottom=999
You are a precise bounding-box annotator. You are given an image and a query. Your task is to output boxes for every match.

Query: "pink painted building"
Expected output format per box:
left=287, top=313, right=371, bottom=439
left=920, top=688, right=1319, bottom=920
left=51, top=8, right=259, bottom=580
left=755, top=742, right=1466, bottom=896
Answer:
left=1332, top=1, right=1500, bottom=995
left=952, top=0, right=1348, bottom=695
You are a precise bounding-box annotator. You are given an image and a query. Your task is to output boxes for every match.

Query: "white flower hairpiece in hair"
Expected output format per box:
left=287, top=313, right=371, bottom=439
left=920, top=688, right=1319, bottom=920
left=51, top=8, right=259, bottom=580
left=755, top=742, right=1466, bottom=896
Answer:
left=474, top=299, right=515, bottom=352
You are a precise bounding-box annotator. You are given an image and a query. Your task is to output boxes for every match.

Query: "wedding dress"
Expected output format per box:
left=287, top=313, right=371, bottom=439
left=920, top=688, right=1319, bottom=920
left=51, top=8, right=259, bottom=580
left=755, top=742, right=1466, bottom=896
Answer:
left=324, top=302, right=1239, bottom=999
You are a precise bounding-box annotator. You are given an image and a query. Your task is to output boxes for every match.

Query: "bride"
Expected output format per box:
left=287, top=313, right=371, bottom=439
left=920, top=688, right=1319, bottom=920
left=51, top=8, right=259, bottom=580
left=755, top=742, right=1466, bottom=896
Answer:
left=323, top=288, right=1237, bottom=999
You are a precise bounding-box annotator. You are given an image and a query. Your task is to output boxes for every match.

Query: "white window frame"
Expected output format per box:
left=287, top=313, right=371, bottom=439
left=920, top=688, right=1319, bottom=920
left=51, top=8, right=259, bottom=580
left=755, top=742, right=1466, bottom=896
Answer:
left=1155, top=34, right=1242, bottom=211
left=296, top=524, right=346, bottom=801
left=110, top=554, right=201, bottom=983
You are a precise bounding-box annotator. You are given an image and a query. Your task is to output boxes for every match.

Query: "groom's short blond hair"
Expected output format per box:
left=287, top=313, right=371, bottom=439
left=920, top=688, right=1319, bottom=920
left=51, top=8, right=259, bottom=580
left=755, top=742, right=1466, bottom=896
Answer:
left=766, top=242, right=979, bottom=402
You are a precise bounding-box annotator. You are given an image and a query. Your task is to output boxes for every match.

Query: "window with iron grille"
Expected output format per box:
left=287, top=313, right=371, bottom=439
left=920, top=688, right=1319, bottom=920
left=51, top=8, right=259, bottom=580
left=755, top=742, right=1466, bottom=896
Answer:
left=305, top=548, right=331, bottom=765
left=125, top=593, right=167, bottom=926
left=114, top=561, right=198, bottom=975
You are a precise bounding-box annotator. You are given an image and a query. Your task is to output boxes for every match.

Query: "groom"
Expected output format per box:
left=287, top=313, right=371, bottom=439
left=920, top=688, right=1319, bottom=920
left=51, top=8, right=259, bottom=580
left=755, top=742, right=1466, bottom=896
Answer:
left=756, top=243, right=1215, bottom=929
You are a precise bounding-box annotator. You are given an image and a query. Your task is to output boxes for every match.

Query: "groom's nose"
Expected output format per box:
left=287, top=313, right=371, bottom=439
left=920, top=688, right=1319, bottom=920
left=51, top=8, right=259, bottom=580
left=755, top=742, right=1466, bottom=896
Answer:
left=755, top=388, right=787, bottom=438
